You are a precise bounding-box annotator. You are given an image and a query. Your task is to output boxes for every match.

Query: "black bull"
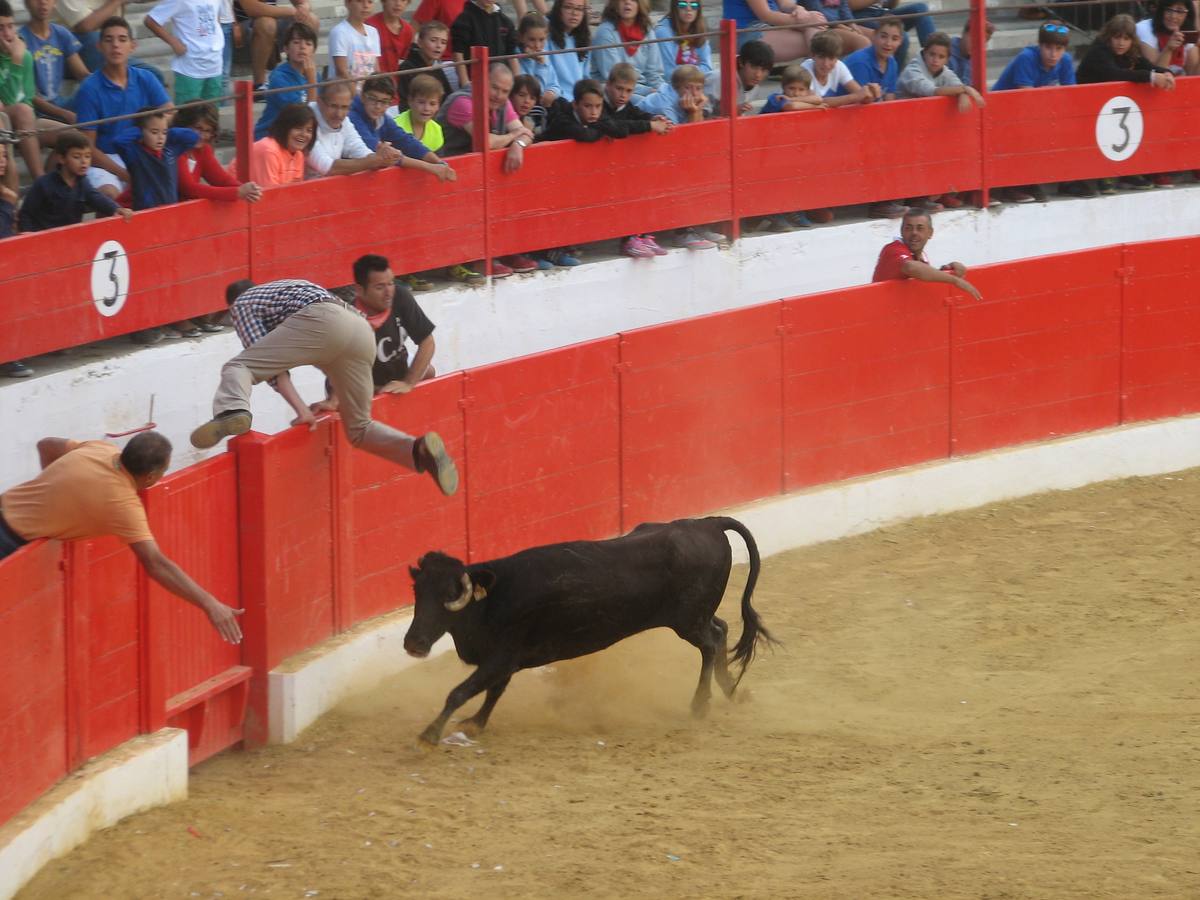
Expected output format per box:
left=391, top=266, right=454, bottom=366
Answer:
left=403, top=516, right=775, bottom=745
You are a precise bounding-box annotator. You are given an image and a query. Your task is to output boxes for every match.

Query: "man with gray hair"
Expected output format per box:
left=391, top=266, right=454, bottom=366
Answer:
left=308, top=80, right=402, bottom=177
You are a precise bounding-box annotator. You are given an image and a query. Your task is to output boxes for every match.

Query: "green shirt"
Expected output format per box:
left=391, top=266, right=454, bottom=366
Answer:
left=0, top=51, right=35, bottom=107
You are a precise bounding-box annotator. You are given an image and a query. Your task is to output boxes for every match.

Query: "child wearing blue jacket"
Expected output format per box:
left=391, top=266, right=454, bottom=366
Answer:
left=653, top=0, right=712, bottom=84
left=519, top=13, right=565, bottom=104
left=347, top=77, right=461, bottom=184
left=546, top=0, right=590, bottom=101
left=590, top=0, right=663, bottom=98
left=113, top=110, right=197, bottom=210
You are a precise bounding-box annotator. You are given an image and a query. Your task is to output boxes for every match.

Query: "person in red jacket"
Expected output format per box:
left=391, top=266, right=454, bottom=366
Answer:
left=368, top=0, right=415, bottom=78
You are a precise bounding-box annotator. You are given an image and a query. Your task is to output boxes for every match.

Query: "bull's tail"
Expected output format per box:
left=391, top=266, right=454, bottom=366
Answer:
left=714, top=517, right=778, bottom=689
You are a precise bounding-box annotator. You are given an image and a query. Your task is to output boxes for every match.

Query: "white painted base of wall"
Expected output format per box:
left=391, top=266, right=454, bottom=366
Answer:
left=0, top=728, right=187, bottom=900
left=268, top=610, right=455, bottom=744
left=2, top=185, right=1199, bottom=487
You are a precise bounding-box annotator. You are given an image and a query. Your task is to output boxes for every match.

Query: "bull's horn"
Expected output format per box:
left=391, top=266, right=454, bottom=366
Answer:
left=445, top=573, right=473, bottom=611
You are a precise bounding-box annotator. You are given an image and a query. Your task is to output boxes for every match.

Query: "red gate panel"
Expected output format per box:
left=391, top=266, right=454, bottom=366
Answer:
left=783, top=280, right=951, bottom=490
left=619, top=303, right=782, bottom=528
left=1120, top=237, right=1200, bottom=423
left=0, top=541, right=67, bottom=826
left=249, top=159, right=486, bottom=286
left=950, top=246, right=1123, bottom=456
left=463, top=338, right=620, bottom=562
left=488, top=121, right=733, bottom=258
left=0, top=200, right=249, bottom=361
left=338, top=373, right=468, bottom=628
left=736, top=97, right=981, bottom=219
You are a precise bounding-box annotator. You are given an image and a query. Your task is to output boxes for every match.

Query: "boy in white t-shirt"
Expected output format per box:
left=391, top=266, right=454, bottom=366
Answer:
left=328, top=0, right=381, bottom=85
left=800, top=31, right=871, bottom=107
left=146, top=0, right=226, bottom=103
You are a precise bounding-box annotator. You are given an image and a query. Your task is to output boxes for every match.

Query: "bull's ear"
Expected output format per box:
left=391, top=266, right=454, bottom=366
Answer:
left=408, top=565, right=420, bottom=581
left=472, top=569, right=497, bottom=600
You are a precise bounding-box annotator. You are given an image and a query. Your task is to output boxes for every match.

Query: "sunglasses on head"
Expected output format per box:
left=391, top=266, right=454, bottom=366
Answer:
left=677, top=1, right=701, bottom=8
left=1041, top=23, right=1069, bottom=33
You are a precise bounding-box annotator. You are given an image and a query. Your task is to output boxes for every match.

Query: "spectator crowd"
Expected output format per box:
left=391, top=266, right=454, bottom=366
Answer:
left=0, top=0, right=1193, bottom=377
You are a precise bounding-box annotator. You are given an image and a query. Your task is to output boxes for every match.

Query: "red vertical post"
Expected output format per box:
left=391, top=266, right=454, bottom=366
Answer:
left=233, top=432, right=271, bottom=747
left=472, top=46, right=493, bottom=277
left=330, top=427, right=355, bottom=634
left=235, top=81, right=254, bottom=184
left=136, top=490, right=167, bottom=735
left=970, top=0, right=990, bottom=206
left=62, top=542, right=89, bottom=770
left=721, top=19, right=741, bottom=242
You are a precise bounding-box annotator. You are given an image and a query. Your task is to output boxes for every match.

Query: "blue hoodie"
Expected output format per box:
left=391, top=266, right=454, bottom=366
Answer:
left=347, top=94, right=434, bottom=159
left=113, top=125, right=198, bottom=210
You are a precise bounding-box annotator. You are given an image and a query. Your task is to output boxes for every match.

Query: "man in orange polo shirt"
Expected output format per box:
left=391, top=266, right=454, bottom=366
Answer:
left=0, top=431, right=243, bottom=643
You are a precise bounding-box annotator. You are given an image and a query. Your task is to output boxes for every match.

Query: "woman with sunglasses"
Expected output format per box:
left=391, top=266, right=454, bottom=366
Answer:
left=655, top=0, right=714, bottom=84
left=1136, top=0, right=1199, bottom=75
left=546, top=0, right=591, bottom=100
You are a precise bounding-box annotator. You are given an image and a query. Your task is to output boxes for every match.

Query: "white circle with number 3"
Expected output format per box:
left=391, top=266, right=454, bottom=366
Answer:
left=91, top=239, right=130, bottom=317
left=1096, top=96, right=1143, bottom=162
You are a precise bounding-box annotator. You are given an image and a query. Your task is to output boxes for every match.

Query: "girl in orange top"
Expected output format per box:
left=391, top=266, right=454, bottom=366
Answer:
left=249, top=103, right=317, bottom=187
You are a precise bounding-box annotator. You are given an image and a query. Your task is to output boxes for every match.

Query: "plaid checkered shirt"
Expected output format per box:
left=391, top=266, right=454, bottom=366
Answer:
left=231, top=279, right=346, bottom=348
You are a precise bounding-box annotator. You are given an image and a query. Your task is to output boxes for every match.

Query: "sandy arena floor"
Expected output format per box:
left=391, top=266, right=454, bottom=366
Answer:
left=18, top=470, right=1200, bottom=899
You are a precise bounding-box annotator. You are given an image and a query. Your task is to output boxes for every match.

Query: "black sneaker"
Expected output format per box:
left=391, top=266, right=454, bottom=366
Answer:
left=190, top=409, right=253, bottom=449
left=1, top=360, right=33, bottom=378
left=413, top=431, right=459, bottom=496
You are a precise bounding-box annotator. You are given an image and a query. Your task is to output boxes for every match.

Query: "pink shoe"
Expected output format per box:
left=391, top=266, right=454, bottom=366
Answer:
left=641, top=234, right=669, bottom=256
left=622, top=236, right=654, bottom=259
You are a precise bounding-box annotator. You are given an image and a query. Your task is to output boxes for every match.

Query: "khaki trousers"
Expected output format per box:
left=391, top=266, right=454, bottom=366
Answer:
left=214, top=302, right=416, bottom=470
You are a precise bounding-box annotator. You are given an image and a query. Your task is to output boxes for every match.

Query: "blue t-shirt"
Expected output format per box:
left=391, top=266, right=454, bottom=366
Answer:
left=19, top=23, right=82, bottom=105
left=723, top=0, right=778, bottom=29
left=843, top=46, right=899, bottom=96
left=254, top=62, right=308, bottom=140
left=947, top=36, right=973, bottom=88
left=73, top=66, right=170, bottom=154
left=992, top=44, right=1077, bottom=90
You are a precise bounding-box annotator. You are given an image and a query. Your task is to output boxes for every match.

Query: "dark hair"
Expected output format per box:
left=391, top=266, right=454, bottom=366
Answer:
left=353, top=254, right=391, bottom=287
left=283, top=20, right=319, bottom=48
left=922, top=31, right=952, bottom=53
left=362, top=75, right=397, bottom=97
left=135, top=105, right=169, bottom=128
left=573, top=77, right=604, bottom=101
left=1094, top=14, right=1142, bottom=64
left=120, top=431, right=172, bottom=477
left=1151, top=1, right=1194, bottom=36
left=875, top=15, right=903, bottom=33
left=174, top=102, right=220, bottom=132
left=737, top=39, right=774, bottom=70
left=519, top=11, right=549, bottom=34
left=54, top=129, right=91, bottom=157
left=601, top=0, right=650, bottom=31
left=666, top=0, right=708, bottom=50
left=99, top=15, right=133, bottom=40
left=809, top=30, right=842, bottom=58
left=226, top=279, right=255, bottom=305
left=0, top=1, right=12, bottom=17
left=268, top=102, right=316, bottom=150
left=1037, top=19, right=1071, bottom=46
left=512, top=73, right=542, bottom=98
left=548, top=0, right=590, bottom=60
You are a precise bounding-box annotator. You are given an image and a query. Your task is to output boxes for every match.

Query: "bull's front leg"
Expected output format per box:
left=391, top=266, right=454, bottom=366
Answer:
left=458, top=675, right=512, bottom=738
left=419, top=663, right=512, bottom=746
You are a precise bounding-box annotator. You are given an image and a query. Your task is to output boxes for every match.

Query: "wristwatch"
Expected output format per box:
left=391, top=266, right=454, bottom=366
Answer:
left=514, top=138, right=528, bottom=148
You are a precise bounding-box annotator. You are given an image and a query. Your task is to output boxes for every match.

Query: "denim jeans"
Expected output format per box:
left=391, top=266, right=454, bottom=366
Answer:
left=856, top=3, right=936, bottom=66
left=222, top=21, right=235, bottom=104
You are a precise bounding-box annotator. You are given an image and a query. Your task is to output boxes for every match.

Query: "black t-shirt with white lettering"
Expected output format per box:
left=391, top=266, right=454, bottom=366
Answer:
left=370, top=281, right=435, bottom=388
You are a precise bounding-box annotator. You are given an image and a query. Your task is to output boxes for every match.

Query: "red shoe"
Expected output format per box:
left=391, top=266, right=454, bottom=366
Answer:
left=806, top=208, right=834, bottom=223
left=490, top=259, right=513, bottom=278
left=500, top=254, right=538, bottom=273
left=938, top=193, right=964, bottom=209
left=1152, top=173, right=1175, bottom=188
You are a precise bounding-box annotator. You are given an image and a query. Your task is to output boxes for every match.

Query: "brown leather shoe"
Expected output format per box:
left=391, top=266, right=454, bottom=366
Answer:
left=413, top=432, right=459, bottom=496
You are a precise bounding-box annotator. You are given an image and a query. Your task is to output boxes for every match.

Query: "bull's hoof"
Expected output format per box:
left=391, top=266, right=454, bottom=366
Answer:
left=417, top=727, right=442, bottom=747
left=690, top=699, right=710, bottom=720
left=457, top=719, right=485, bottom=738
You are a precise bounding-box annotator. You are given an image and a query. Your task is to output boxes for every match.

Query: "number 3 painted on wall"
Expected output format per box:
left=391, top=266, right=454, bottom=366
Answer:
left=91, top=240, right=130, bottom=317
left=1096, top=96, right=1143, bottom=163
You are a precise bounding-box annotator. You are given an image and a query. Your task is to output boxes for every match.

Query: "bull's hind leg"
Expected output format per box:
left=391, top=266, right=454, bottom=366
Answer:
left=419, top=663, right=512, bottom=746
left=677, top=620, right=724, bottom=719
left=458, top=675, right=512, bottom=738
left=710, top=617, right=737, bottom=700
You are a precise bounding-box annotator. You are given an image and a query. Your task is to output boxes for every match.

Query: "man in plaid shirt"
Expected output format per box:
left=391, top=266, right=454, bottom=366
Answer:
left=190, top=278, right=458, bottom=496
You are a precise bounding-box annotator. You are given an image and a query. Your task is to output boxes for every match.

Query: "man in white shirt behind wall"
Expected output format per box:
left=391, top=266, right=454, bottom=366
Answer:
left=306, top=81, right=400, bottom=177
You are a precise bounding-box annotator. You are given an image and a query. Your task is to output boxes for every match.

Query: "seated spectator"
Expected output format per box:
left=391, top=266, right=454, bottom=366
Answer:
left=947, top=16, right=993, bottom=88
left=872, top=207, right=981, bottom=300
left=18, top=128, right=130, bottom=230
left=591, top=0, right=663, bottom=98
left=543, top=75, right=622, bottom=140
left=0, top=1, right=45, bottom=182
left=413, top=0, right=465, bottom=87
left=451, top=0, right=518, bottom=89
left=348, top=74, right=458, bottom=183
left=0, top=123, right=13, bottom=240
left=254, top=20, right=317, bottom=141
left=394, top=73, right=446, bottom=151
left=602, top=60, right=670, bottom=135
left=144, top=0, right=224, bottom=104
left=850, top=0, right=936, bottom=67
left=72, top=16, right=170, bottom=200
left=844, top=16, right=907, bottom=218
left=328, top=0, right=380, bottom=84
left=546, top=0, right=589, bottom=100
left=1136, top=1, right=1198, bottom=76
left=992, top=21, right=1075, bottom=203
left=755, top=65, right=826, bottom=232
left=0, top=109, right=11, bottom=196
left=799, top=0, right=870, bottom=54
left=510, top=72, right=548, bottom=137
left=248, top=100, right=314, bottom=186
left=54, top=0, right=164, bottom=82
left=654, top=0, right=712, bottom=86
left=731, top=38, right=773, bottom=113
left=1078, top=14, right=1174, bottom=194
left=234, top=0, right=320, bottom=89
left=722, top=0, right=826, bottom=63
left=176, top=102, right=263, bottom=204
left=801, top=30, right=871, bottom=107
left=397, top=21, right=453, bottom=109
left=19, top=0, right=89, bottom=125
left=436, top=62, right=535, bottom=279
left=632, top=62, right=706, bottom=124
left=518, top=12, right=562, bottom=105
left=368, top=0, right=415, bottom=78
left=309, top=82, right=402, bottom=178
